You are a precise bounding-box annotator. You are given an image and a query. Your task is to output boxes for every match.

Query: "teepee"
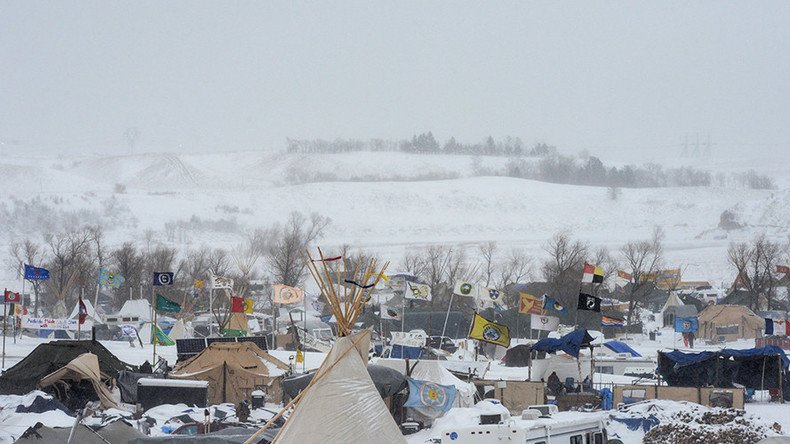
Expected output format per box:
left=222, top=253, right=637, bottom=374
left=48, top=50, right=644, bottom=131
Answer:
left=244, top=249, right=404, bottom=444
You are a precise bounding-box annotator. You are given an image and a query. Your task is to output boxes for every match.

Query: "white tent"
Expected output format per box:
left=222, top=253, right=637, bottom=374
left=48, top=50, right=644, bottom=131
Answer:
left=275, top=331, right=406, bottom=444
left=661, top=292, right=684, bottom=315
left=68, top=299, right=100, bottom=324
left=118, top=299, right=152, bottom=322
left=375, top=358, right=476, bottom=409
left=168, top=318, right=188, bottom=340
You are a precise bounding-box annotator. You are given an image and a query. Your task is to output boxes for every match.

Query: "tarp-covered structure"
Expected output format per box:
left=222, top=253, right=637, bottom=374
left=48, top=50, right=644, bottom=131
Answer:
left=170, top=341, right=288, bottom=405
left=657, top=346, right=789, bottom=389
left=39, top=352, right=118, bottom=409
left=533, top=329, right=594, bottom=358
left=0, top=340, right=134, bottom=395
left=603, top=340, right=642, bottom=357
left=283, top=364, right=406, bottom=399
left=697, top=304, right=764, bottom=342
left=273, top=330, right=406, bottom=444
left=376, top=358, right=477, bottom=409
left=504, top=344, right=532, bottom=367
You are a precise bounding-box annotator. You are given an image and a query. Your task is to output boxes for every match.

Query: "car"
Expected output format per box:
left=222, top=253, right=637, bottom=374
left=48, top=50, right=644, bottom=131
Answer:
left=427, top=336, right=457, bottom=353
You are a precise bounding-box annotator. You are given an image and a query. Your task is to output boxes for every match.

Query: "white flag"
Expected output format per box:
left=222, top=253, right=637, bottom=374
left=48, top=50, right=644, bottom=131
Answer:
left=476, top=287, right=506, bottom=310
left=405, top=282, right=432, bottom=301
left=453, top=281, right=480, bottom=298
left=209, top=271, right=234, bottom=290
left=530, top=314, right=560, bottom=331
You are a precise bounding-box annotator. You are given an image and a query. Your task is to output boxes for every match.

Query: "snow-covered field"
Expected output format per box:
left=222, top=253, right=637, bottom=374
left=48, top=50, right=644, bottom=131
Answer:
left=1, top=150, right=789, bottom=287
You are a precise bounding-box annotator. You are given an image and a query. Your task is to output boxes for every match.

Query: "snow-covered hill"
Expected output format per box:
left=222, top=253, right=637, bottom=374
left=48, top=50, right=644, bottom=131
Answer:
left=0, top=150, right=788, bottom=286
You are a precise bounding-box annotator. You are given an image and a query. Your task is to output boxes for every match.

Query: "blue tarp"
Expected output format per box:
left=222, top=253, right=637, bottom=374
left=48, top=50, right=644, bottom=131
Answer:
left=721, top=346, right=790, bottom=369
left=390, top=344, right=422, bottom=359
left=532, top=329, right=593, bottom=358
left=659, top=350, right=718, bottom=367
left=611, top=415, right=660, bottom=432
left=603, top=340, right=642, bottom=357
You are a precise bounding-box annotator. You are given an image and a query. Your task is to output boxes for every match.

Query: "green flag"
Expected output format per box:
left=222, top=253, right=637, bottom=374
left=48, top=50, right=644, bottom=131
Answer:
left=152, top=323, right=175, bottom=346
left=155, top=293, right=181, bottom=313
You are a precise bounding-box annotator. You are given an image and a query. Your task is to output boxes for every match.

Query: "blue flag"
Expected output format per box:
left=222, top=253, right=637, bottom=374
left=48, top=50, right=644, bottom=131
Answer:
left=404, top=378, right=456, bottom=412
left=543, top=295, right=568, bottom=315
left=674, top=317, right=698, bottom=333
left=24, top=264, right=50, bottom=280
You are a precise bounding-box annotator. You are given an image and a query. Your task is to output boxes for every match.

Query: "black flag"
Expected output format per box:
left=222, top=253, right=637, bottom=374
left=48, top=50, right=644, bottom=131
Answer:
left=577, top=292, right=601, bottom=312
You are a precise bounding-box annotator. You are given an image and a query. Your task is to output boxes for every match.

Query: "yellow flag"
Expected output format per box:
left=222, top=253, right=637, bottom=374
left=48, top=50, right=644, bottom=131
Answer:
left=193, top=279, right=206, bottom=289
left=244, top=298, right=254, bottom=314
left=519, top=292, right=543, bottom=315
left=296, top=348, right=304, bottom=363
left=468, top=313, right=510, bottom=348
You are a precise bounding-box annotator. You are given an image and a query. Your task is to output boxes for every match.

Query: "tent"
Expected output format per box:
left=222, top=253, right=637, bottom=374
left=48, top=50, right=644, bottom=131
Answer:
left=117, top=299, right=153, bottom=322
left=657, top=346, right=788, bottom=389
left=39, top=352, right=118, bottom=409
left=17, top=420, right=144, bottom=444
left=533, top=329, right=594, bottom=358
left=273, top=330, right=406, bottom=444
left=697, top=304, right=764, bottom=342
left=376, top=358, right=476, bottom=409
left=169, top=341, right=288, bottom=405
left=168, top=319, right=188, bottom=340
left=68, top=298, right=100, bottom=324
left=660, top=292, right=684, bottom=314
left=282, top=364, right=406, bottom=400
left=602, top=341, right=642, bottom=357
left=0, top=340, right=134, bottom=395
left=662, top=304, right=698, bottom=328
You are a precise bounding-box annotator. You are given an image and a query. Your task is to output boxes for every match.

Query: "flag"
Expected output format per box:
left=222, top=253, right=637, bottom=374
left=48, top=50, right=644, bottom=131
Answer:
left=193, top=279, right=206, bottom=289
left=530, top=313, right=559, bottom=331
left=244, top=298, right=255, bottom=314
left=480, top=287, right=505, bottom=306
left=3, top=290, right=20, bottom=304
left=542, top=295, right=568, bottom=316
left=777, top=265, right=790, bottom=274
left=453, top=281, right=479, bottom=298
left=24, top=264, right=49, bottom=280
left=582, top=263, right=604, bottom=284
left=675, top=317, right=699, bottom=333
left=152, top=323, right=175, bottom=346
left=405, top=282, right=432, bottom=301
left=311, top=255, right=342, bottom=262
left=518, top=293, right=543, bottom=315
left=577, top=293, right=601, bottom=312
left=381, top=304, right=402, bottom=320
left=601, top=315, right=625, bottom=327
left=617, top=270, right=632, bottom=281
left=404, top=378, right=457, bottom=412
left=153, top=272, right=174, bottom=286
left=78, top=296, right=88, bottom=324
left=764, top=318, right=790, bottom=336
left=296, top=348, right=304, bottom=363
left=231, top=296, right=245, bottom=313
left=99, top=269, right=125, bottom=288
left=209, top=272, right=234, bottom=290
left=468, top=312, right=510, bottom=348
left=13, top=304, right=28, bottom=316
left=273, top=284, right=304, bottom=304
left=155, top=293, right=181, bottom=313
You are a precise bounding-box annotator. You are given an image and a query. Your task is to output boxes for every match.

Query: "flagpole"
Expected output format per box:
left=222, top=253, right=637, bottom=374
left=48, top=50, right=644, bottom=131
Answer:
left=152, top=291, right=157, bottom=365
left=2, top=289, right=7, bottom=370
left=93, top=280, right=100, bottom=323
left=440, top=292, right=454, bottom=340
left=77, top=288, right=83, bottom=340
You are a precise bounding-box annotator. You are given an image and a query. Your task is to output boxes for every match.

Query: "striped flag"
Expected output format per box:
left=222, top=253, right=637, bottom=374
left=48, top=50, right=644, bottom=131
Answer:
left=601, top=315, right=625, bottom=327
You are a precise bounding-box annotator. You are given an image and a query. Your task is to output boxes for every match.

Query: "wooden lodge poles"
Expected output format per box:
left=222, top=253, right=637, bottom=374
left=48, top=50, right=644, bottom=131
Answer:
left=302, top=247, right=389, bottom=337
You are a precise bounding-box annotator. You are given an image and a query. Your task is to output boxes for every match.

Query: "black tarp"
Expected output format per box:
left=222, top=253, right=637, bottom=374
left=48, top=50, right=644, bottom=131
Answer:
left=657, top=347, right=788, bottom=389
left=0, top=340, right=136, bottom=395
left=118, top=371, right=164, bottom=404
left=282, top=364, right=406, bottom=399
left=503, top=344, right=531, bottom=367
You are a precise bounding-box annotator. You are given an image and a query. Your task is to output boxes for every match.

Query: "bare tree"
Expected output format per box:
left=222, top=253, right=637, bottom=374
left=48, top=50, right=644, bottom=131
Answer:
left=267, top=212, right=329, bottom=287
left=233, top=228, right=272, bottom=296
left=44, top=230, right=94, bottom=316
left=10, top=239, right=45, bottom=316
left=478, top=241, right=497, bottom=286
left=728, top=234, right=783, bottom=310
left=541, top=231, right=589, bottom=308
left=591, top=246, right=617, bottom=294
left=620, top=227, right=664, bottom=324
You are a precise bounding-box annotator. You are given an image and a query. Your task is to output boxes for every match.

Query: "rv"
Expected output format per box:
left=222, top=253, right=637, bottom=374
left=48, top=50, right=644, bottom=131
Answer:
left=438, top=407, right=607, bottom=444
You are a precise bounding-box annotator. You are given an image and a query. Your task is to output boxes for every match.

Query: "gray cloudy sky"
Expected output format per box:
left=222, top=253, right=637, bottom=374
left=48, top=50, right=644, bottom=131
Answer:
left=1, top=1, right=788, bottom=158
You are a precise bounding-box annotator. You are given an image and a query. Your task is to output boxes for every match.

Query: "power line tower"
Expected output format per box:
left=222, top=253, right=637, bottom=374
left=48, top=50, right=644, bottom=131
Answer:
left=124, top=127, right=140, bottom=154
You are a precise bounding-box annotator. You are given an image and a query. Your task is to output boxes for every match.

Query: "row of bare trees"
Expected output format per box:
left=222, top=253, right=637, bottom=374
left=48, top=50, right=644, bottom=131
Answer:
left=727, top=234, right=790, bottom=311
left=6, top=212, right=330, bottom=318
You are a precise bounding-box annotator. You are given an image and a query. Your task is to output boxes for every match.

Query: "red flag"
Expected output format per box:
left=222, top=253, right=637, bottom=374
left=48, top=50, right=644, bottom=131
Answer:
left=4, top=290, right=20, bottom=304
left=231, top=296, right=245, bottom=313
left=78, top=296, right=88, bottom=324
left=777, top=265, right=790, bottom=274
left=583, top=263, right=595, bottom=274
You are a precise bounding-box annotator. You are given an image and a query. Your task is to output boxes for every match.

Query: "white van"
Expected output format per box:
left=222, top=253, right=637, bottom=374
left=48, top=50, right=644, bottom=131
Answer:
left=438, top=410, right=607, bottom=444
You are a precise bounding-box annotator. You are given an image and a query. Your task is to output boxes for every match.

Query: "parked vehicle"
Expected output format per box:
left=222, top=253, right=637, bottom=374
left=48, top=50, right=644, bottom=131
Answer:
left=427, top=336, right=458, bottom=353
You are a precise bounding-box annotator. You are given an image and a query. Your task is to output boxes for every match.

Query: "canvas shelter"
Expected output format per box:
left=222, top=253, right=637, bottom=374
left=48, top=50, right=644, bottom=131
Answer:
left=38, top=352, right=118, bottom=409
left=697, top=304, right=764, bottom=342
left=273, top=330, right=406, bottom=444
left=661, top=292, right=684, bottom=314
left=376, top=358, right=476, bottom=408
left=68, top=298, right=100, bottom=324
left=663, top=304, right=698, bottom=327
left=169, top=341, right=288, bottom=405
left=0, top=340, right=134, bottom=395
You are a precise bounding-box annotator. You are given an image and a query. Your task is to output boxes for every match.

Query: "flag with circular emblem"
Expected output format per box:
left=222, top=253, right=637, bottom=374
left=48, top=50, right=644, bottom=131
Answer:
left=468, top=312, right=510, bottom=348
left=404, top=378, right=457, bottom=412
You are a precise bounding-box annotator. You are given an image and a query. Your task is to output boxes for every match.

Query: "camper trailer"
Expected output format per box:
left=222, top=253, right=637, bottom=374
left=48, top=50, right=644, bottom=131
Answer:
left=438, top=409, right=607, bottom=444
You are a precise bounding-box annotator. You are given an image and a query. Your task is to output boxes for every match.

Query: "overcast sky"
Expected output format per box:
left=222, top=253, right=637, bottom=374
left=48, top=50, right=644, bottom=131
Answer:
left=1, top=1, right=788, bottom=158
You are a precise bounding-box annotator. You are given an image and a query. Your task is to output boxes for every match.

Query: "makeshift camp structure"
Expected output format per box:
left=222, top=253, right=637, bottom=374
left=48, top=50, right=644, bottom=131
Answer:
left=17, top=421, right=144, bottom=444
left=170, top=341, right=288, bottom=405
left=168, top=318, right=188, bottom=340
left=0, top=340, right=134, bottom=395
left=601, top=340, right=642, bottom=357
left=660, top=292, right=684, bottom=314
left=39, top=352, right=118, bottom=409
left=697, top=304, right=764, bottom=342
left=657, top=346, right=789, bottom=391
left=266, top=330, right=406, bottom=443
left=68, top=298, right=100, bottom=324
left=282, top=364, right=406, bottom=400
left=662, top=304, right=698, bottom=328
left=376, top=358, right=476, bottom=408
